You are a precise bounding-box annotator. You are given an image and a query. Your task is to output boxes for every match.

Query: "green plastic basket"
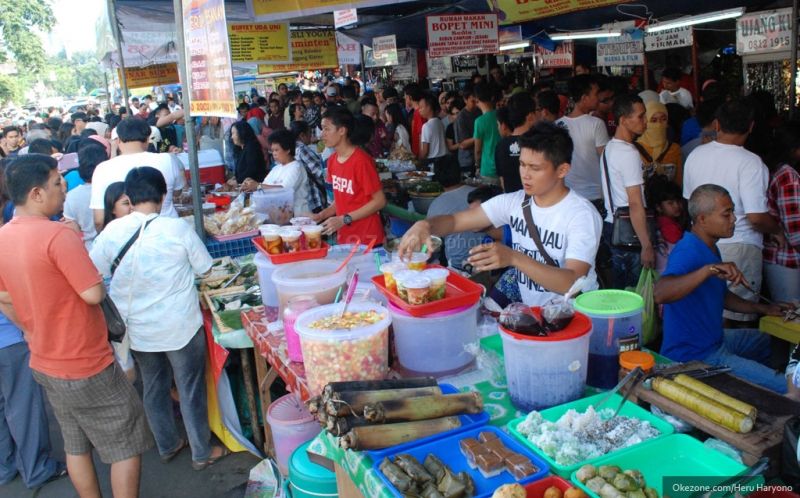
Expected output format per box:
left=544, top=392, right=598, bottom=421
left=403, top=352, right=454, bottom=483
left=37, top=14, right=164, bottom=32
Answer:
left=568, top=434, right=759, bottom=497
left=506, top=392, right=675, bottom=477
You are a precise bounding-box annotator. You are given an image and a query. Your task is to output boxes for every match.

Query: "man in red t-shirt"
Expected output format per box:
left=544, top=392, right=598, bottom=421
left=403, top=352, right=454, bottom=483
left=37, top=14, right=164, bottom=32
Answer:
left=245, top=96, right=268, bottom=122
left=0, top=155, right=152, bottom=498
left=403, top=83, right=427, bottom=157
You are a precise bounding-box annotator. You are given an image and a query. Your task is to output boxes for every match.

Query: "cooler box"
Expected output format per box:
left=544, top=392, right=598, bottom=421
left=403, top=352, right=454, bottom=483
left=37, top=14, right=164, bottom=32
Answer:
left=177, top=149, right=226, bottom=185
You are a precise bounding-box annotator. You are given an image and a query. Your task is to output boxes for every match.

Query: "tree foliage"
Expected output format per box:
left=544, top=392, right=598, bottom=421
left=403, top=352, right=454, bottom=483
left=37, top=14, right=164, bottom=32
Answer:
left=0, top=0, right=55, bottom=73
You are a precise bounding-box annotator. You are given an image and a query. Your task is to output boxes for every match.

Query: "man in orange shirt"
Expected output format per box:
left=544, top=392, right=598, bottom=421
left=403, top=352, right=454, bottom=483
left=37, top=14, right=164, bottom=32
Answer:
left=0, top=155, right=152, bottom=498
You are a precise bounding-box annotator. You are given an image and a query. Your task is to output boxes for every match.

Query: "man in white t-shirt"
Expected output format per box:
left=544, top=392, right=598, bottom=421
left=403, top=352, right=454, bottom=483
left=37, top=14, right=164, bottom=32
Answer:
left=600, top=93, right=655, bottom=289
left=90, top=117, right=186, bottom=232
left=398, top=122, right=602, bottom=306
left=659, top=67, right=693, bottom=110
left=556, top=75, right=609, bottom=210
left=683, top=99, right=782, bottom=324
left=417, top=93, right=448, bottom=165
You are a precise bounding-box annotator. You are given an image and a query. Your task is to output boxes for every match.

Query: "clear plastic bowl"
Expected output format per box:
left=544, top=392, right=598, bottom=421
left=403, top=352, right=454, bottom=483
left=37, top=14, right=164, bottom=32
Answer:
left=271, top=259, right=349, bottom=316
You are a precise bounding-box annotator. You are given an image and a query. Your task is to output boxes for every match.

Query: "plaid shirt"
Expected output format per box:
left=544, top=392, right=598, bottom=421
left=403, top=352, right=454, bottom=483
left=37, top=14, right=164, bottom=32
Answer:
left=764, top=164, right=800, bottom=268
left=295, top=141, right=325, bottom=212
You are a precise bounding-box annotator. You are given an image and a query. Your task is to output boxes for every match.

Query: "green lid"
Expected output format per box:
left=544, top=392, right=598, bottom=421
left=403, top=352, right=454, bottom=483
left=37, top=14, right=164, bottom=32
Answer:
left=574, top=290, right=644, bottom=316
left=288, top=441, right=337, bottom=497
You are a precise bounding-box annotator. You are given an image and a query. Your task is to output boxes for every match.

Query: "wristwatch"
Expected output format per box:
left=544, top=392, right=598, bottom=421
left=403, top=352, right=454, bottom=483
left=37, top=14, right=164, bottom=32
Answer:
left=343, top=214, right=353, bottom=225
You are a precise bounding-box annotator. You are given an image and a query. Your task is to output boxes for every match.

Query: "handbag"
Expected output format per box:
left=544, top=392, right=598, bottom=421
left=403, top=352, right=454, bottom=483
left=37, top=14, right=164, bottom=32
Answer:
left=102, top=218, right=155, bottom=342
left=521, top=195, right=557, bottom=267
left=602, top=150, right=658, bottom=249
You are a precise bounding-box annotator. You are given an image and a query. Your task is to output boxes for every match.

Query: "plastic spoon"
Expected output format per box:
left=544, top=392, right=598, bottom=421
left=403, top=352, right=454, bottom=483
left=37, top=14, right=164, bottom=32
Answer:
left=332, top=242, right=360, bottom=274
left=338, top=269, right=359, bottom=318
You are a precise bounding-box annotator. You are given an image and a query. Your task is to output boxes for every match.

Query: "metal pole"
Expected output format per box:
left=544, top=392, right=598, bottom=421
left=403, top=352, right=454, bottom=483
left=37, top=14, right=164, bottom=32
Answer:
left=107, top=0, right=130, bottom=108
left=104, top=72, right=112, bottom=112
left=691, top=32, right=700, bottom=104
left=172, top=0, right=205, bottom=240
left=791, top=0, right=798, bottom=117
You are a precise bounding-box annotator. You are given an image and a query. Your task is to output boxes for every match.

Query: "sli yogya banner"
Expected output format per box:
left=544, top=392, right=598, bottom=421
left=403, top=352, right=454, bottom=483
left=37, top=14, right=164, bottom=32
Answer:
left=183, top=0, right=237, bottom=118
left=427, top=14, right=499, bottom=59
left=486, top=0, right=627, bottom=25
left=119, top=63, right=180, bottom=88
left=257, top=29, right=338, bottom=74
left=535, top=41, right=574, bottom=68
left=336, top=32, right=361, bottom=65
left=227, top=22, right=291, bottom=64
left=737, top=8, right=794, bottom=54
left=247, top=0, right=412, bottom=22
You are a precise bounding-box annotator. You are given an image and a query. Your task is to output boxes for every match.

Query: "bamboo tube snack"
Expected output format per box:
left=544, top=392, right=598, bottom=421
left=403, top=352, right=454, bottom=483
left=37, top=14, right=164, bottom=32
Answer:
left=652, top=377, right=754, bottom=433
left=672, top=374, right=757, bottom=419
left=326, top=386, right=444, bottom=417
left=363, top=392, right=484, bottom=423
left=340, top=417, right=462, bottom=450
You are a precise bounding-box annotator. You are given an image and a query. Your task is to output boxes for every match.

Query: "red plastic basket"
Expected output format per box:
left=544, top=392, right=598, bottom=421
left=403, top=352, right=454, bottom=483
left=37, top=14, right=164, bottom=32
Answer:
left=252, top=237, right=329, bottom=264
left=525, top=476, right=573, bottom=498
left=371, top=265, right=483, bottom=317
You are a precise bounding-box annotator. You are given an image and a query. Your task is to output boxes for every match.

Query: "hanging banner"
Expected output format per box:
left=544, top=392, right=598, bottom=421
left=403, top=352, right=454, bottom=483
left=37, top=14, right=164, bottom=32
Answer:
left=183, top=0, right=237, bottom=117
left=597, top=29, right=644, bottom=66
left=336, top=32, right=361, bottom=65
left=486, top=0, right=626, bottom=25
left=227, top=22, right=291, bottom=64
left=737, top=8, right=793, bottom=55
left=257, top=29, right=338, bottom=74
left=247, top=0, right=413, bottom=22
left=426, top=14, right=499, bottom=59
left=334, top=9, right=358, bottom=29
left=391, top=49, right=418, bottom=81
left=535, top=41, right=574, bottom=68
left=427, top=54, right=451, bottom=79
left=115, top=31, right=178, bottom=67
left=451, top=55, right=480, bottom=76
left=644, top=26, right=693, bottom=52
left=372, top=34, right=398, bottom=66
left=119, top=63, right=180, bottom=88
left=498, top=25, right=522, bottom=45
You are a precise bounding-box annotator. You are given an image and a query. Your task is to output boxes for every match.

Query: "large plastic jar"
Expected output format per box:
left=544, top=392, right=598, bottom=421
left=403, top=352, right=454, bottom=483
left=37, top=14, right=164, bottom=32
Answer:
left=500, top=307, right=592, bottom=411
left=271, top=260, right=348, bottom=316
left=288, top=441, right=337, bottom=498
left=251, top=187, right=294, bottom=225
left=388, top=301, right=478, bottom=377
left=266, top=393, right=320, bottom=476
left=574, top=290, right=644, bottom=390
left=294, top=302, right=391, bottom=396
left=254, top=252, right=279, bottom=308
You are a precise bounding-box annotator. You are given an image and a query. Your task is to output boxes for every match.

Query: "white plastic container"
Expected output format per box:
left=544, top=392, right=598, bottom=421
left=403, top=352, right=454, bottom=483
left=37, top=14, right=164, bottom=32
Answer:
left=266, top=393, right=320, bottom=476
left=294, top=302, right=391, bottom=396
left=500, top=308, right=593, bottom=411
left=251, top=187, right=294, bottom=225
left=254, top=252, right=279, bottom=308
left=271, top=260, right=348, bottom=316
left=388, top=301, right=478, bottom=377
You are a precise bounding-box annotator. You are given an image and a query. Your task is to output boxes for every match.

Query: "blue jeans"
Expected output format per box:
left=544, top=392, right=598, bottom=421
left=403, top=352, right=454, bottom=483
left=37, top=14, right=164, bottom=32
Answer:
left=603, top=222, right=641, bottom=289
left=703, top=328, right=788, bottom=394
left=133, top=329, right=212, bottom=462
left=0, top=342, right=61, bottom=488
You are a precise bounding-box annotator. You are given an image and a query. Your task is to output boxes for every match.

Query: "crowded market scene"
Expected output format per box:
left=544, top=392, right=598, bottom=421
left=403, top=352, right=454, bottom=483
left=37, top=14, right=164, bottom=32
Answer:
left=6, top=0, right=800, bottom=496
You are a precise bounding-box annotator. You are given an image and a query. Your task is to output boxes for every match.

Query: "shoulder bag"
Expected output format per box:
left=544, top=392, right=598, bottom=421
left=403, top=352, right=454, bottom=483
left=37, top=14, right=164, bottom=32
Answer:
left=602, top=150, right=658, bottom=249
left=521, top=195, right=557, bottom=267
left=102, top=218, right=155, bottom=342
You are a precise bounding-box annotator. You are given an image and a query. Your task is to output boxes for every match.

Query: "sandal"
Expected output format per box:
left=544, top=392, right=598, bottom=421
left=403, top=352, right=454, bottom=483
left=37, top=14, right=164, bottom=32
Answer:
left=160, top=438, right=188, bottom=463
left=192, top=446, right=231, bottom=471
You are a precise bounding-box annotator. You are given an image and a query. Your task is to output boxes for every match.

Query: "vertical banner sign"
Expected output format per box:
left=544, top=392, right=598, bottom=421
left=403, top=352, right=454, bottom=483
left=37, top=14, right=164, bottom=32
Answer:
left=372, top=34, right=398, bottom=66
left=183, top=0, right=237, bottom=117
left=644, top=27, right=693, bottom=52
left=737, top=8, right=794, bottom=55
left=486, top=0, right=626, bottom=25
left=227, top=23, right=291, bottom=64
left=334, top=9, right=358, bottom=29
left=427, top=14, right=499, bottom=58
left=247, top=0, right=413, bottom=22
left=597, top=29, right=644, bottom=66
left=535, top=41, right=574, bottom=68
left=257, top=29, right=338, bottom=74
left=336, top=32, right=361, bottom=65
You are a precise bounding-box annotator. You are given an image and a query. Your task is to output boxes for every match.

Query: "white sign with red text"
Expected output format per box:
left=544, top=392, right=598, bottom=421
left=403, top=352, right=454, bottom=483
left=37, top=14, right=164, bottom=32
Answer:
left=426, top=14, right=499, bottom=59
left=336, top=32, right=361, bottom=65
left=334, top=9, right=358, bottom=29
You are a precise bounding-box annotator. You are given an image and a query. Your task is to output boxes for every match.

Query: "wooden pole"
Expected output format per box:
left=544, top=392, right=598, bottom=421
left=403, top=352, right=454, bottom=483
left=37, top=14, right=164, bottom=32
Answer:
left=790, top=0, right=798, bottom=117
left=691, top=30, right=700, bottom=105
left=106, top=0, right=130, bottom=108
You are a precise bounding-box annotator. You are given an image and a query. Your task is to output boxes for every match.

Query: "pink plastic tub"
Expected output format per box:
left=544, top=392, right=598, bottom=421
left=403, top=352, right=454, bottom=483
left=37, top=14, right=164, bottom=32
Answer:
left=266, top=393, right=320, bottom=476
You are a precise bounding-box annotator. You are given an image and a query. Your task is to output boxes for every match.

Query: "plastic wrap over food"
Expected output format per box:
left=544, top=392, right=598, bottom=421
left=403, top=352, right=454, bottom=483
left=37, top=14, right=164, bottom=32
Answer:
left=499, top=303, right=546, bottom=336
left=541, top=297, right=575, bottom=332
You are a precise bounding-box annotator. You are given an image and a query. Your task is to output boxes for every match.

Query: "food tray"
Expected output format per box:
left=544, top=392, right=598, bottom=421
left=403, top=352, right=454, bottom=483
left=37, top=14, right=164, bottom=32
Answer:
left=252, top=237, right=329, bottom=264
left=367, top=383, right=491, bottom=459
left=203, top=286, right=249, bottom=333
left=212, top=229, right=259, bottom=242
left=569, top=434, right=756, bottom=497
left=371, top=266, right=483, bottom=317
left=373, top=426, right=549, bottom=498
left=526, top=475, right=574, bottom=498
left=507, top=392, right=675, bottom=477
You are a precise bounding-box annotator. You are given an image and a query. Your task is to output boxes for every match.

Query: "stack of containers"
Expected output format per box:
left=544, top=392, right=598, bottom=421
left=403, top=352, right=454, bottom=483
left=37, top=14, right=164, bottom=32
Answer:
left=266, top=393, right=320, bottom=475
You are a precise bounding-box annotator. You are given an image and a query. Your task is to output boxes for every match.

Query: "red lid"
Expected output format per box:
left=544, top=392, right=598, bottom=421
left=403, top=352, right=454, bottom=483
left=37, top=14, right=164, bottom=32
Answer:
left=499, top=306, right=592, bottom=342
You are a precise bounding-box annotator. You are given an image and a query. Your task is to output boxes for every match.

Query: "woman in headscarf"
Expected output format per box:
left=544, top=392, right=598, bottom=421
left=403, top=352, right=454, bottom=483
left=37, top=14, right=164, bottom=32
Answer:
left=635, top=101, right=683, bottom=185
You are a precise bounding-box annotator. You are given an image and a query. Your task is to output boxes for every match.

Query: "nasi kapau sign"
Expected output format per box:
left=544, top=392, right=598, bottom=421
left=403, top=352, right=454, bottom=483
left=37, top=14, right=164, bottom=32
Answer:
left=120, top=63, right=180, bottom=88
left=597, top=29, right=644, bottom=66
left=247, top=0, right=413, bottom=22
left=644, top=26, right=693, bottom=52
left=427, top=14, right=499, bottom=59
left=737, top=8, right=794, bottom=55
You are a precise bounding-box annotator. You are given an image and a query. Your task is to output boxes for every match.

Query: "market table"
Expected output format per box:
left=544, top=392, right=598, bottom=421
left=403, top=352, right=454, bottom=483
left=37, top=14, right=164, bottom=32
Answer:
left=760, top=316, right=800, bottom=343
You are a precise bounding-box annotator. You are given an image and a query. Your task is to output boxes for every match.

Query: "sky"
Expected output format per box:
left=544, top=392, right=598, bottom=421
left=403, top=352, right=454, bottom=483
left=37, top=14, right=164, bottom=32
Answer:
left=46, top=0, right=106, bottom=56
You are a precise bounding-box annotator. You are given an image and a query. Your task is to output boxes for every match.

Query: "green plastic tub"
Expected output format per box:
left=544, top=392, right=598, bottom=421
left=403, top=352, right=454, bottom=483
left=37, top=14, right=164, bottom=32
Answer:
left=507, top=392, right=674, bottom=477
left=287, top=441, right=337, bottom=498
left=569, top=434, right=759, bottom=497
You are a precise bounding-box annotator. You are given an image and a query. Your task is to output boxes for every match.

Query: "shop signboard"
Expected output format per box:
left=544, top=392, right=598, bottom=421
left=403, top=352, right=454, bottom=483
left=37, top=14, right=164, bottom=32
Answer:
left=427, top=54, right=451, bottom=79
left=597, top=29, right=644, bottom=66
left=334, top=9, right=358, bottom=29
left=257, top=29, right=338, bottom=73
left=427, top=14, right=499, bottom=58
left=183, top=0, right=237, bottom=118
left=372, top=34, right=398, bottom=66
left=486, top=0, right=626, bottom=25
left=336, top=32, right=361, bottom=65
left=227, top=22, right=291, bottom=64
left=116, top=31, right=178, bottom=67
left=499, top=25, right=522, bottom=45
left=392, top=49, right=418, bottom=81
left=737, top=8, right=794, bottom=55
left=364, top=47, right=410, bottom=69
left=247, top=0, right=412, bottom=22
left=535, top=41, right=574, bottom=68
left=644, top=26, right=693, bottom=52
left=119, top=63, right=180, bottom=88
left=451, top=55, right=480, bottom=76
